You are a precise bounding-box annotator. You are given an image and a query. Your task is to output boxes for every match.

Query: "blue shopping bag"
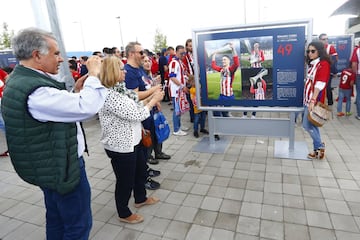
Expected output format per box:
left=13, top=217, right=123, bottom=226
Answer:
left=153, top=111, right=170, bottom=143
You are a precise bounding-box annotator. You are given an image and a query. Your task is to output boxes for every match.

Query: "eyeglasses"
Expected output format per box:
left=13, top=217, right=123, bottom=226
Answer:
left=306, top=49, right=317, bottom=54
left=135, top=50, right=144, bottom=55
left=180, top=52, right=186, bottom=56
left=320, top=38, right=328, bottom=41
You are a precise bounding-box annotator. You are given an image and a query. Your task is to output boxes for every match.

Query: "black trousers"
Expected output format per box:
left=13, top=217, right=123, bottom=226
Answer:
left=105, top=145, right=147, bottom=218
left=327, top=74, right=334, bottom=105
left=147, top=118, right=163, bottom=157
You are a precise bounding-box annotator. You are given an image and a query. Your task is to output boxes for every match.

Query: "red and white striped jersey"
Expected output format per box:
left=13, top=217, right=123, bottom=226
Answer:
left=250, top=79, right=267, bottom=100
left=250, top=50, right=265, bottom=68
left=350, top=47, right=360, bottom=74
left=211, top=56, right=239, bottom=96
left=182, top=52, right=194, bottom=75
left=325, top=44, right=338, bottom=57
left=168, top=57, right=186, bottom=97
left=339, top=68, right=355, bottom=90
left=304, top=58, right=330, bottom=105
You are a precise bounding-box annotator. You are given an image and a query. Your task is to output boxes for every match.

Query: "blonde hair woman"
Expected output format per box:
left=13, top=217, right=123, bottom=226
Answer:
left=98, top=56, right=164, bottom=224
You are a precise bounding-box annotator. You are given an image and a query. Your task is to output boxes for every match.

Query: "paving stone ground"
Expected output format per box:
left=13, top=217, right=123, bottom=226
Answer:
left=1, top=93, right=360, bottom=240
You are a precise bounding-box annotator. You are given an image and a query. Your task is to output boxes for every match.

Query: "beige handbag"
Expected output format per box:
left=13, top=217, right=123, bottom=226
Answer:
left=308, top=102, right=331, bottom=127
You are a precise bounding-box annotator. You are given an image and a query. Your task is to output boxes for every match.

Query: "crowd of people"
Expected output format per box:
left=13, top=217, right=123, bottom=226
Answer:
left=64, top=40, right=204, bottom=190
left=0, top=27, right=207, bottom=239
left=1, top=26, right=360, bottom=239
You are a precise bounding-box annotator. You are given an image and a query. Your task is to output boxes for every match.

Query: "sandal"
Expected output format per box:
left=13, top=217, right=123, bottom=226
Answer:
left=318, top=142, right=325, bottom=160
left=134, top=196, right=160, bottom=208
left=119, top=214, right=144, bottom=224
left=307, top=151, right=317, bottom=159
left=307, top=148, right=325, bottom=160
left=318, top=148, right=325, bottom=160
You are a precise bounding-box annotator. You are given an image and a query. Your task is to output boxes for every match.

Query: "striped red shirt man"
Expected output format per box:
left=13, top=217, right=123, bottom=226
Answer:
left=211, top=47, right=239, bottom=97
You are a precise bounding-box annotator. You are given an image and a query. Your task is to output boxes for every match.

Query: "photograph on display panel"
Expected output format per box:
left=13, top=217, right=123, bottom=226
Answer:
left=196, top=25, right=306, bottom=108
left=205, top=39, right=241, bottom=101
left=240, top=36, right=273, bottom=101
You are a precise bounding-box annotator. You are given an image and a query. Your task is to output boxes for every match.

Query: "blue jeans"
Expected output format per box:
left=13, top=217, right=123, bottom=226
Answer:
left=41, top=157, right=92, bottom=240
left=302, top=106, right=324, bottom=150
left=172, top=97, right=181, bottom=132
left=186, top=92, right=195, bottom=122
left=213, top=94, right=234, bottom=117
left=194, top=111, right=206, bottom=132
left=356, top=75, right=360, bottom=117
left=337, top=88, right=352, bottom=113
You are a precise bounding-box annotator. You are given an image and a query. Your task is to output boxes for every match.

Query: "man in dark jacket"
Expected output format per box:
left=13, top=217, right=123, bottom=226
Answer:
left=159, top=48, right=170, bottom=101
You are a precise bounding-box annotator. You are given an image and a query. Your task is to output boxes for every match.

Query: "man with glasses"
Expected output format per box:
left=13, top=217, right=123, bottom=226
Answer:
left=350, top=43, right=360, bottom=120
left=319, top=33, right=338, bottom=106
left=124, top=42, right=162, bottom=190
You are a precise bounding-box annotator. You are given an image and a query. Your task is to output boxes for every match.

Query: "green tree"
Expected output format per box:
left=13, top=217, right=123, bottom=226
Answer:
left=0, top=22, right=14, bottom=50
left=153, top=28, right=167, bottom=53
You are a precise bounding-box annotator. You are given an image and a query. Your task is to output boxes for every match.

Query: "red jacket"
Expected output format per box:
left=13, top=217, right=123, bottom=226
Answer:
left=0, top=69, right=8, bottom=98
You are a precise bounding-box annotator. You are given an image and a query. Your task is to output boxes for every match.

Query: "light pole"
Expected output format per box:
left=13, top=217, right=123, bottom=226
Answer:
left=72, top=21, right=86, bottom=51
left=116, top=16, right=124, bottom=50
left=244, top=0, right=247, bottom=24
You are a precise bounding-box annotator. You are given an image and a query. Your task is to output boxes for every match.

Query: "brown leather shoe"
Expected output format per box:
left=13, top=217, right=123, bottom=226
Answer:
left=318, top=142, right=325, bottom=160
left=318, top=148, right=325, bottom=160
left=307, top=149, right=325, bottom=160
left=307, top=151, right=317, bottom=159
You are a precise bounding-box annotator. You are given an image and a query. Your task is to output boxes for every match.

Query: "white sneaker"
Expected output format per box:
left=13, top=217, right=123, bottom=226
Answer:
left=181, top=126, right=190, bottom=131
left=241, top=115, right=247, bottom=119
left=251, top=115, right=256, bottom=119
left=173, top=130, right=188, bottom=136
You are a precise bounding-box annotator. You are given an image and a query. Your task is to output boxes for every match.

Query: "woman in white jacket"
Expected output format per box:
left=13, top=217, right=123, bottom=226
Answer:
left=98, top=56, right=164, bottom=224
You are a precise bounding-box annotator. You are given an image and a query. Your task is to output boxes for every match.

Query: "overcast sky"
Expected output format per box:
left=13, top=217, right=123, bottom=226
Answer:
left=0, top=0, right=351, bottom=53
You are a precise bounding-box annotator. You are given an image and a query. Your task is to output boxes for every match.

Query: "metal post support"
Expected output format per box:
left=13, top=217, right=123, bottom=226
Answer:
left=289, top=112, right=296, bottom=151
left=208, top=111, right=215, bottom=145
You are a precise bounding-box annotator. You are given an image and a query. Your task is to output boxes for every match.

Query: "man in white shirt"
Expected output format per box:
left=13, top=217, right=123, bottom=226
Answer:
left=1, top=28, right=108, bottom=240
left=168, top=45, right=189, bottom=136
